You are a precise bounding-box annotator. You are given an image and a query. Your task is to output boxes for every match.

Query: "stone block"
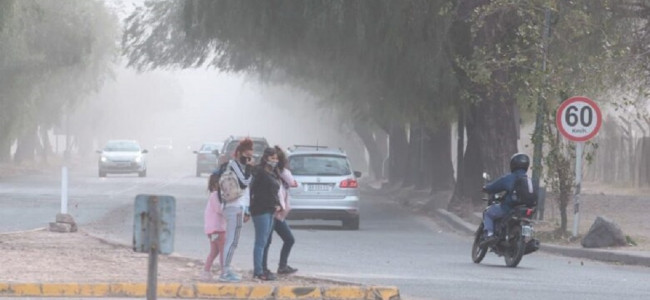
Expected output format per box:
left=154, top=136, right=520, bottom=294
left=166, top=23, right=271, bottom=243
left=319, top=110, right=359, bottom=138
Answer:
left=49, top=222, right=78, bottom=233
left=581, top=216, right=627, bottom=248
left=56, top=213, right=76, bottom=224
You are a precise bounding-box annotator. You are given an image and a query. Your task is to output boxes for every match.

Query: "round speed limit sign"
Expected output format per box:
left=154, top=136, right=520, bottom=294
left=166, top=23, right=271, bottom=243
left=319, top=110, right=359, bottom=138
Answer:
left=556, top=96, right=602, bottom=142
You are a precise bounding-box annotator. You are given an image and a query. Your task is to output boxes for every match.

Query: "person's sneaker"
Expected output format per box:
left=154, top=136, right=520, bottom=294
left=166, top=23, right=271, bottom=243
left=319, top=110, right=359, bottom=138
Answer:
left=253, top=271, right=276, bottom=281
left=199, top=270, right=212, bottom=281
left=480, top=235, right=498, bottom=247
left=218, top=271, right=241, bottom=283
left=228, top=270, right=242, bottom=280
left=277, top=265, right=298, bottom=275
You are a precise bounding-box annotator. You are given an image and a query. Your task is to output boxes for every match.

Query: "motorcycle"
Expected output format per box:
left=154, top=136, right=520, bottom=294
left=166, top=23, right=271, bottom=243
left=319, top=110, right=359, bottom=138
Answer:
left=471, top=172, right=540, bottom=267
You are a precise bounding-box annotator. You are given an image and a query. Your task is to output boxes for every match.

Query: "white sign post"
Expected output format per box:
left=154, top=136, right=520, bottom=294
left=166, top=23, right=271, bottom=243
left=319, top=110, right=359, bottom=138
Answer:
left=556, top=96, right=602, bottom=238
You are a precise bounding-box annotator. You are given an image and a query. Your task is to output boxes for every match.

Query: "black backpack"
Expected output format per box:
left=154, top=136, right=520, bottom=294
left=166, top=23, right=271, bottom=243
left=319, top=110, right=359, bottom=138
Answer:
left=512, top=175, right=537, bottom=208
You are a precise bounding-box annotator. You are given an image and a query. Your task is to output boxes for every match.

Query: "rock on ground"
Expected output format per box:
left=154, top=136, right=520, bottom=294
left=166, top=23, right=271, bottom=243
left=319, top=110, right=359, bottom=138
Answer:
left=581, top=216, right=628, bottom=248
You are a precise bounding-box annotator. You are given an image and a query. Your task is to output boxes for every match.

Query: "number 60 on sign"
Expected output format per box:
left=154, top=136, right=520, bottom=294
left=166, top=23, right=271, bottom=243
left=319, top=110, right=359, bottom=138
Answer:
left=556, top=96, right=602, bottom=142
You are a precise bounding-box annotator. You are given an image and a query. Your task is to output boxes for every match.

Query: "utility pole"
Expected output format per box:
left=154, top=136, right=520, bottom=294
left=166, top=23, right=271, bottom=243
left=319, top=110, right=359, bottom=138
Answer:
left=531, top=8, right=552, bottom=210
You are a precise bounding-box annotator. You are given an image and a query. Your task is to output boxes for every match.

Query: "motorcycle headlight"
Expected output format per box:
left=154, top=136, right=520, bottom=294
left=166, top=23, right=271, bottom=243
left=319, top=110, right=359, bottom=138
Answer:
left=100, top=156, right=107, bottom=162
left=134, top=156, right=142, bottom=163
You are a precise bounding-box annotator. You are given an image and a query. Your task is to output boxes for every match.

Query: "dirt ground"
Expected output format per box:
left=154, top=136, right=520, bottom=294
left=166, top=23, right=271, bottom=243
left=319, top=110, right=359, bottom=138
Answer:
left=0, top=229, right=343, bottom=285
left=535, top=182, right=650, bottom=251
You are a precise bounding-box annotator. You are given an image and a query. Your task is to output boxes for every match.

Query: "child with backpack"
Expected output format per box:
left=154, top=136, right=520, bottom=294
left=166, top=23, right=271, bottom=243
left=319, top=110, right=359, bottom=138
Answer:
left=201, top=172, right=227, bottom=281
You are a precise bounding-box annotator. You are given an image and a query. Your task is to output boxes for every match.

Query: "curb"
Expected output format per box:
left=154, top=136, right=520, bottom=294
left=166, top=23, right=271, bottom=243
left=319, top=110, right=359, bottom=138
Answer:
left=0, top=283, right=400, bottom=299
left=433, top=208, right=650, bottom=268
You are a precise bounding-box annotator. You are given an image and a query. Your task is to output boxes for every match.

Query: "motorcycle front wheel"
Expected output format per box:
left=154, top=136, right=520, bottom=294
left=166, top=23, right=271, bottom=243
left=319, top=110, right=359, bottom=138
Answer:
left=472, top=223, right=487, bottom=263
left=504, top=225, right=525, bottom=267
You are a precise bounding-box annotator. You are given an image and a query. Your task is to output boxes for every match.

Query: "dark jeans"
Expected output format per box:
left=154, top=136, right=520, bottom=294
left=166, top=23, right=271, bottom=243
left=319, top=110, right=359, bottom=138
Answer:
left=262, top=218, right=295, bottom=270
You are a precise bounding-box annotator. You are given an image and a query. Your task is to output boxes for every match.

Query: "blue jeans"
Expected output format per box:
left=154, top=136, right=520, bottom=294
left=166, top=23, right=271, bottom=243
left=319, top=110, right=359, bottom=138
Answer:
left=252, top=213, right=274, bottom=276
left=483, top=204, right=507, bottom=235
left=263, top=219, right=295, bottom=270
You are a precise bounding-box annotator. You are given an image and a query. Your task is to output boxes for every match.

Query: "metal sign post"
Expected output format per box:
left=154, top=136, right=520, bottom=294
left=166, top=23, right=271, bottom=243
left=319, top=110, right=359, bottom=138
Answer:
left=572, top=142, right=584, bottom=237
left=133, top=195, right=176, bottom=300
left=61, top=166, right=68, bottom=214
left=146, top=196, right=159, bottom=300
left=556, top=96, right=602, bottom=238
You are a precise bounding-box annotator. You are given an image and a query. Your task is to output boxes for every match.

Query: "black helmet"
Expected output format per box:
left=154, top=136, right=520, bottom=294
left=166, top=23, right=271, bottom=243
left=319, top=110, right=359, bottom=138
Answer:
left=510, top=153, right=530, bottom=172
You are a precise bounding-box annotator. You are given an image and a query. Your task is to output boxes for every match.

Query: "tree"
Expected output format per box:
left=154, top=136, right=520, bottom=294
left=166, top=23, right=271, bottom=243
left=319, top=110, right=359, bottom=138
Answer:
left=0, top=0, right=118, bottom=163
left=123, top=0, right=458, bottom=190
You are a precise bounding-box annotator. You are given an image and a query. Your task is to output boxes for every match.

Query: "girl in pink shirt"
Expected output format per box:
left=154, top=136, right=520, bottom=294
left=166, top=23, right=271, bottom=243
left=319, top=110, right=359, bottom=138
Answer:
left=201, top=173, right=227, bottom=281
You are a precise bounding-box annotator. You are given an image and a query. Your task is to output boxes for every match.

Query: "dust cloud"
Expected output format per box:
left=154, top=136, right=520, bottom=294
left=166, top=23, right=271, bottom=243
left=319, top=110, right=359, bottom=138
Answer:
left=67, top=66, right=367, bottom=173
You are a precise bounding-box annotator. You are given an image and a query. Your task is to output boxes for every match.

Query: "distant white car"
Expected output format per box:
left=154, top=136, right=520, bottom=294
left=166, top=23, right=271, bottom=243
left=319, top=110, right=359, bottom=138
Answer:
left=152, top=137, right=173, bottom=154
left=97, top=140, right=148, bottom=177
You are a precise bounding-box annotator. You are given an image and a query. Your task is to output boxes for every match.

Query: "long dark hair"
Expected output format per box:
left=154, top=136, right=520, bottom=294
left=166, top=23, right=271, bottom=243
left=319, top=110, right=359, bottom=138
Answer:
left=275, top=145, right=287, bottom=171
left=208, top=172, right=220, bottom=192
left=259, top=147, right=277, bottom=172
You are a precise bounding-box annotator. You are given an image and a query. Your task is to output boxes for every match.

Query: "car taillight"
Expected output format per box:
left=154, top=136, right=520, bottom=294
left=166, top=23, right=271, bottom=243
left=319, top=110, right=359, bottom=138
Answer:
left=340, top=179, right=358, bottom=188
left=526, top=208, right=534, bottom=217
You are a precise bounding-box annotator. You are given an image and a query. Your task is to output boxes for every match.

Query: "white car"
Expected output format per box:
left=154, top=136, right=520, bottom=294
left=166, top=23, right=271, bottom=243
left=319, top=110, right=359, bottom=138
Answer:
left=287, top=145, right=362, bottom=230
left=97, top=140, right=148, bottom=177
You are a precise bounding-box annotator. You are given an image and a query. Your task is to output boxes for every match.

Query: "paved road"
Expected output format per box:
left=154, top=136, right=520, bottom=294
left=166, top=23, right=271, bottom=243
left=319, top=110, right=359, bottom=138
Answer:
left=1, top=156, right=649, bottom=300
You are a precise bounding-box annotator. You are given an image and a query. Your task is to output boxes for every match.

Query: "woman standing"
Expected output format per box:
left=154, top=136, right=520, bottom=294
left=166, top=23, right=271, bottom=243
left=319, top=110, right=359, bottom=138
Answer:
left=219, top=138, right=254, bottom=282
left=250, top=147, right=281, bottom=281
left=262, top=146, right=298, bottom=275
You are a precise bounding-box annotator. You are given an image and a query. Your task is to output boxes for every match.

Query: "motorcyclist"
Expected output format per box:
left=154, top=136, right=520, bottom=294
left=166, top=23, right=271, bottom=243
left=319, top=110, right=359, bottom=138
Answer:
left=480, top=153, right=530, bottom=246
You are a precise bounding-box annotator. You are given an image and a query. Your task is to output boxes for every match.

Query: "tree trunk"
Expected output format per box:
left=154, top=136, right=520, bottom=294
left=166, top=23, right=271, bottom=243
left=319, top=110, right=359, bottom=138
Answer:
left=353, top=119, right=384, bottom=181
left=39, top=126, right=52, bottom=163
left=403, top=124, right=420, bottom=188
left=13, top=124, right=38, bottom=164
left=374, top=129, right=389, bottom=180
left=447, top=97, right=518, bottom=212
left=0, top=136, right=12, bottom=163
left=388, top=122, right=408, bottom=185
left=429, top=122, right=454, bottom=191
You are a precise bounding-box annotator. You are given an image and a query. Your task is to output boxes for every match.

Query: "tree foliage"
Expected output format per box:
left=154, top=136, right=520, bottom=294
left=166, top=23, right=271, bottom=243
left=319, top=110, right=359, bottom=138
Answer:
left=0, top=0, right=118, bottom=162
left=122, top=0, right=650, bottom=228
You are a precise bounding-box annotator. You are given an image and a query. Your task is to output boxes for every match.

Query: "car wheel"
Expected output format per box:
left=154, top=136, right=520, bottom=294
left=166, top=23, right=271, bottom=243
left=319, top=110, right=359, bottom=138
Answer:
left=342, top=217, right=360, bottom=230
left=99, top=171, right=106, bottom=178
left=139, top=170, right=147, bottom=177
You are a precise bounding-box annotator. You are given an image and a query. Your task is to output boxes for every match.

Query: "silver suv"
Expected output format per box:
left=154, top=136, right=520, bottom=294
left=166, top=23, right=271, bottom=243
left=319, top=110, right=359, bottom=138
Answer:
left=287, top=145, right=362, bottom=230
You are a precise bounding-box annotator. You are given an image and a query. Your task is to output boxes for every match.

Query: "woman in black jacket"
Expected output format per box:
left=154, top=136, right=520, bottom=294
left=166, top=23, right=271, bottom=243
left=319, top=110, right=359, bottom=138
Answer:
left=250, top=147, right=281, bottom=281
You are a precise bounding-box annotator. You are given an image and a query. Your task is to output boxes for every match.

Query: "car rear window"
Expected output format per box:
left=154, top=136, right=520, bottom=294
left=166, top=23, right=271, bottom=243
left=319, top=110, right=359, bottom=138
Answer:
left=104, top=141, right=140, bottom=152
left=201, top=144, right=219, bottom=151
left=289, top=154, right=351, bottom=176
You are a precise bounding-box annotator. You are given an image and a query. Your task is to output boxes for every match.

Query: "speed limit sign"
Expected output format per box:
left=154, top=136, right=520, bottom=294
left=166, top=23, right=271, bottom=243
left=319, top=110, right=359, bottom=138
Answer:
left=556, top=96, right=602, bottom=142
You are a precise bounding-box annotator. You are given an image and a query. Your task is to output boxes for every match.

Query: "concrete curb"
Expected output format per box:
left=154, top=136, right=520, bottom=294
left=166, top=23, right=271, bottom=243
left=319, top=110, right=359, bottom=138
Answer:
left=433, top=208, right=650, bottom=268
left=0, top=283, right=400, bottom=299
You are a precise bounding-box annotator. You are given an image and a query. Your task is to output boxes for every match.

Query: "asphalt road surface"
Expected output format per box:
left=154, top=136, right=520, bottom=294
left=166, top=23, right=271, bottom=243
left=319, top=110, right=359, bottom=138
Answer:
left=1, top=155, right=649, bottom=300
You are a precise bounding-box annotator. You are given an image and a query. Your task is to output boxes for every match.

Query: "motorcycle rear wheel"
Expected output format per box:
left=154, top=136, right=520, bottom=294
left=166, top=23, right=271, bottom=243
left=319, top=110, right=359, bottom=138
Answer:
left=504, top=225, right=525, bottom=267
left=472, top=223, right=487, bottom=263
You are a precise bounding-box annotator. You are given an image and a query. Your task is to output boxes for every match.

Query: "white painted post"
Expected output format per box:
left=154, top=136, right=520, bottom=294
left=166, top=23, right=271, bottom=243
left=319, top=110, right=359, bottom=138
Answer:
left=572, top=142, right=584, bottom=237
left=61, top=166, right=68, bottom=214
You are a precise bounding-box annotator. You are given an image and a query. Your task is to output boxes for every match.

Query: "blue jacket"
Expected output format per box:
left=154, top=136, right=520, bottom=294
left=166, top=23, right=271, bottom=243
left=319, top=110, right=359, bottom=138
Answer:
left=484, top=169, right=527, bottom=212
